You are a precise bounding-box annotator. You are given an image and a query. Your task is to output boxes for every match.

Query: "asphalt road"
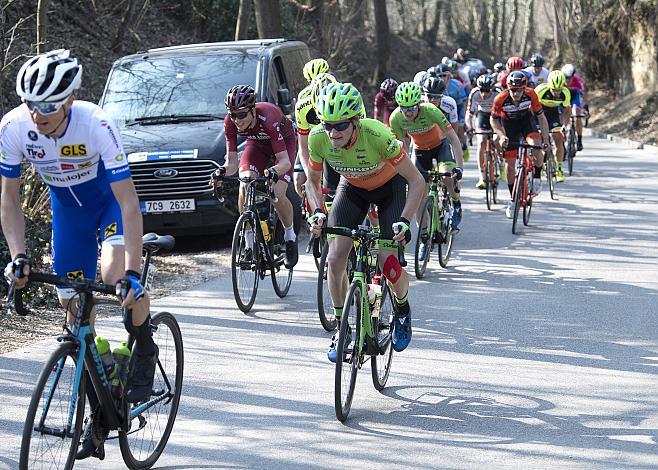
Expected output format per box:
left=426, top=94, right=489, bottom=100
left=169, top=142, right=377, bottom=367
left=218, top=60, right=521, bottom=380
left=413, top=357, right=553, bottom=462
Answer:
left=1, top=135, right=657, bottom=469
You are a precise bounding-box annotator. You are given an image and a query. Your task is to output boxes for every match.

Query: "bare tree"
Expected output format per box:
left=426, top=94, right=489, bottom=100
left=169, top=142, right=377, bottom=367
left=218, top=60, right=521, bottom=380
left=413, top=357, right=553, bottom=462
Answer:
left=235, top=0, right=252, bottom=40
left=521, top=0, right=534, bottom=58
left=372, top=0, right=390, bottom=83
left=36, top=0, right=48, bottom=52
left=506, top=0, right=519, bottom=53
left=254, top=0, right=283, bottom=38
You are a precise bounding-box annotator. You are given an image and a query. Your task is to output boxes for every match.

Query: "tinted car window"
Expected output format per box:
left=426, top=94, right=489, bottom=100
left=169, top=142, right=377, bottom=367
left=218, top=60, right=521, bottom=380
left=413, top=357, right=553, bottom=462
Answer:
left=101, top=53, right=259, bottom=125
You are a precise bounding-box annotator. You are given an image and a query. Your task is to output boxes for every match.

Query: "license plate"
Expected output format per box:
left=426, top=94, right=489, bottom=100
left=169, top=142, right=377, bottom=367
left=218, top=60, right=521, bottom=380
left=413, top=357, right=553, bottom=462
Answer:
left=141, top=198, right=195, bottom=214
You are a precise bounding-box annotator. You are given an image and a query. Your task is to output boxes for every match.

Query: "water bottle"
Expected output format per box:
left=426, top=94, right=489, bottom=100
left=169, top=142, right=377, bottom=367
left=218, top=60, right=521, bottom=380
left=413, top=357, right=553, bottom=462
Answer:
left=111, top=341, right=131, bottom=399
left=95, top=336, right=114, bottom=379
left=367, top=283, right=382, bottom=318
left=260, top=220, right=271, bottom=242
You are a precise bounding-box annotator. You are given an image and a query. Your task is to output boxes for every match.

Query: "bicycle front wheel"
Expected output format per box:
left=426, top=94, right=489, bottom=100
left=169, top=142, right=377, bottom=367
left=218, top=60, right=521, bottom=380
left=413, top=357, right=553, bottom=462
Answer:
left=512, top=170, right=524, bottom=235
left=231, top=213, right=259, bottom=313
left=523, top=176, right=533, bottom=226
left=371, top=283, right=394, bottom=391
left=335, top=281, right=361, bottom=422
left=414, top=197, right=434, bottom=279
left=20, top=342, right=85, bottom=470
left=270, top=215, right=293, bottom=298
left=546, top=154, right=557, bottom=200
left=485, top=151, right=494, bottom=210
left=317, top=242, right=337, bottom=331
left=567, top=129, right=576, bottom=176
left=119, top=311, right=184, bottom=470
left=438, top=199, right=455, bottom=268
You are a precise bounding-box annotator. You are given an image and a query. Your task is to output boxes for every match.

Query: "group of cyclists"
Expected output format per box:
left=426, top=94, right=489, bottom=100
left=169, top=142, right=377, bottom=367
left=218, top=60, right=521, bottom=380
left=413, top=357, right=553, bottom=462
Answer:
left=0, top=47, right=588, bottom=458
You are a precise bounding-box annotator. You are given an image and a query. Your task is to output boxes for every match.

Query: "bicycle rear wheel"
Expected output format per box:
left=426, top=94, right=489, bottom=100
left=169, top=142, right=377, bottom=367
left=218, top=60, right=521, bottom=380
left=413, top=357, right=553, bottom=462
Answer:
left=493, top=156, right=500, bottom=204
left=438, top=199, right=455, bottom=268
left=512, top=170, right=524, bottom=235
left=231, top=213, right=259, bottom=313
left=270, top=214, right=293, bottom=298
left=414, top=197, right=433, bottom=279
left=546, top=154, right=557, bottom=200
left=485, top=151, right=494, bottom=210
left=371, top=283, right=394, bottom=391
left=567, top=129, right=576, bottom=176
left=20, top=342, right=85, bottom=470
left=317, top=242, right=337, bottom=331
left=119, top=311, right=184, bottom=470
left=335, top=281, right=361, bottom=422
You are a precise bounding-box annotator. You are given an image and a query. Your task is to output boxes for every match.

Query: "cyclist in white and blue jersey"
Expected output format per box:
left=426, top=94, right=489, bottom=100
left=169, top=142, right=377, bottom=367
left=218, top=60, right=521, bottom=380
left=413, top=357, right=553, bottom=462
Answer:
left=1, top=49, right=156, bottom=460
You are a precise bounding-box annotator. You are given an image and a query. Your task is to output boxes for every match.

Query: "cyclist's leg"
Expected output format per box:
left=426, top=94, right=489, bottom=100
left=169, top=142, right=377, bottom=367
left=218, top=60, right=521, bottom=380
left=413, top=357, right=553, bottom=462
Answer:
left=412, top=148, right=433, bottom=224
left=571, top=90, right=584, bottom=149
left=476, top=112, right=491, bottom=185
left=238, top=143, right=263, bottom=250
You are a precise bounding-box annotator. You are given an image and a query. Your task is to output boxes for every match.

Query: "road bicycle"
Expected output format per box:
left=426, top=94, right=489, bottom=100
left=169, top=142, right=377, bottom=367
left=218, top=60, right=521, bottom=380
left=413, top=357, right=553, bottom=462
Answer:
left=543, top=142, right=558, bottom=200
left=16, top=233, right=182, bottom=470
left=323, top=225, right=405, bottom=422
left=565, top=114, right=586, bottom=176
left=475, top=130, right=501, bottom=210
left=214, top=173, right=293, bottom=313
left=414, top=161, right=459, bottom=279
left=511, top=142, right=543, bottom=235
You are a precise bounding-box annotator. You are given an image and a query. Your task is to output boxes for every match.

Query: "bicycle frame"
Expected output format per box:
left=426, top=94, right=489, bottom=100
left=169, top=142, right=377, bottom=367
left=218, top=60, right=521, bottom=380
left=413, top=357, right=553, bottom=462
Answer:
left=513, top=144, right=534, bottom=206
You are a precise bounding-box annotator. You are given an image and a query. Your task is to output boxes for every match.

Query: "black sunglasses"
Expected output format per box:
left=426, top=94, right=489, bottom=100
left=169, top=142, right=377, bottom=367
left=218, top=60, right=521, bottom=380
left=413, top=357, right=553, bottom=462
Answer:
left=425, top=94, right=442, bottom=100
left=230, top=109, right=252, bottom=120
left=323, top=120, right=351, bottom=132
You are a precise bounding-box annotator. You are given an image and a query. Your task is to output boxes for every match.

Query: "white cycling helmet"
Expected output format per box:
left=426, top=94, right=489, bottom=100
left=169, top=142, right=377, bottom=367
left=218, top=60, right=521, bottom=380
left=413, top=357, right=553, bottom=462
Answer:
left=16, top=49, right=82, bottom=102
left=414, top=70, right=429, bottom=86
left=561, top=63, right=576, bottom=79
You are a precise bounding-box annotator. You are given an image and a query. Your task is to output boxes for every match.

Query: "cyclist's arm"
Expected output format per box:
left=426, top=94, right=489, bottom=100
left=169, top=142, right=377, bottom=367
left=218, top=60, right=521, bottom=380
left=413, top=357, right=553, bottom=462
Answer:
left=446, top=128, right=464, bottom=169
left=110, top=178, right=143, bottom=274
left=223, top=116, right=241, bottom=174
left=223, top=150, right=240, bottom=175
left=305, top=164, right=324, bottom=213
left=297, top=133, right=310, bottom=173
left=0, top=176, right=26, bottom=258
left=394, top=155, right=425, bottom=221
left=374, top=93, right=383, bottom=121
left=491, top=115, right=506, bottom=140
left=271, top=148, right=292, bottom=176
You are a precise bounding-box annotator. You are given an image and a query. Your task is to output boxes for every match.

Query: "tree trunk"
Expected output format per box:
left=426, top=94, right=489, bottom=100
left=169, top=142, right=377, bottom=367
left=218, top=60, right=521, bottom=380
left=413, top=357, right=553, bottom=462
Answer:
left=478, top=0, right=489, bottom=46
left=372, top=0, right=390, bottom=84
left=112, top=0, right=138, bottom=52
left=551, top=2, right=562, bottom=64
left=254, top=0, right=283, bottom=38
left=36, top=0, right=49, bottom=52
left=498, top=0, right=506, bottom=53
left=235, top=0, right=252, bottom=40
left=507, top=0, right=519, bottom=53
left=424, top=0, right=442, bottom=47
left=521, top=0, right=534, bottom=58
left=488, top=0, right=498, bottom=51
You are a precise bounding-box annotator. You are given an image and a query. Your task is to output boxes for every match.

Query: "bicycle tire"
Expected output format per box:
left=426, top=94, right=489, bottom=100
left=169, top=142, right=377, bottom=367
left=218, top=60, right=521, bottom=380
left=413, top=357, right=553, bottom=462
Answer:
left=371, top=282, right=394, bottom=391
left=493, top=156, right=500, bottom=204
left=270, top=214, right=293, bottom=298
left=512, top=170, right=523, bottom=235
left=119, top=311, right=183, bottom=470
left=312, top=235, right=326, bottom=272
left=231, top=213, right=259, bottom=313
left=567, top=128, right=576, bottom=176
left=335, top=281, right=361, bottom=422
left=438, top=198, right=454, bottom=268
left=485, top=150, right=493, bottom=210
left=547, top=154, right=557, bottom=200
left=20, top=342, right=85, bottom=470
left=523, top=174, right=533, bottom=226
left=317, top=242, right=337, bottom=331
left=414, top=197, right=433, bottom=279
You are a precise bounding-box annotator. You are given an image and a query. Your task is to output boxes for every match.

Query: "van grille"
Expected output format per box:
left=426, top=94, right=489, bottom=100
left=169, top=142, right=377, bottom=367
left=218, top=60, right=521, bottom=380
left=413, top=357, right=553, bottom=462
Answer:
left=130, top=159, right=221, bottom=199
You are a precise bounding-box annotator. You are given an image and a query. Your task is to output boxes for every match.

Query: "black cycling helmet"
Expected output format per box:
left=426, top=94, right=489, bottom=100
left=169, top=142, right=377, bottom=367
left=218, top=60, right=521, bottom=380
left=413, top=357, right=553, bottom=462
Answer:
left=493, top=62, right=505, bottom=73
left=423, top=76, right=446, bottom=95
left=506, top=71, right=528, bottom=89
left=530, top=53, right=545, bottom=67
left=436, top=63, right=451, bottom=75
left=426, top=66, right=437, bottom=78
left=476, top=74, right=495, bottom=91
left=225, top=85, right=256, bottom=110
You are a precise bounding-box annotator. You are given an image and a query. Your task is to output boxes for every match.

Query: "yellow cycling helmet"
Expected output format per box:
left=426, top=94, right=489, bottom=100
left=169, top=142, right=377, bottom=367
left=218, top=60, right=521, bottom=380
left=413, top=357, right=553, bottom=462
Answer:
left=310, top=73, right=338, bottom=108
left=315, top=82, right=363, bottom=121
left=548, top=70, right=566, bottom=90
left=303, top=58, right=329, bottom=83
left=395, top=81, right=422, bottom=107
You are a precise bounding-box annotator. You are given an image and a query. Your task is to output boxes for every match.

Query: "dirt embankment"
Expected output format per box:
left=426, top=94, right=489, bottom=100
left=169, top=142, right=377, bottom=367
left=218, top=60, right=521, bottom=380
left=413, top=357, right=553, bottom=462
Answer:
left=588, top=90, right=658, bottom=146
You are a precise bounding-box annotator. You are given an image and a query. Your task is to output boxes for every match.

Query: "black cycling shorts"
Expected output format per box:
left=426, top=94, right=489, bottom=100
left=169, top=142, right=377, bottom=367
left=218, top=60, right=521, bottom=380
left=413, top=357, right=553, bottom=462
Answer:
left=414, top=140, right=456, bottom=181
left=502, top=118, right=540, bottom=151
left=476, top=111, right=493, bottom=131
left=328, top=174, right=407, bottom=240
left=323, top=161, right=341, bottom=191
left=543, top=107, right=563, bottom=131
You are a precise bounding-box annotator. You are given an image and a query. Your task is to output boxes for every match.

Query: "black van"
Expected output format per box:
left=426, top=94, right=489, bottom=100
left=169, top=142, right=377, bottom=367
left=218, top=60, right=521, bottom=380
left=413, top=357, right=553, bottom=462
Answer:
left=98, top=39, right=308, bottom=236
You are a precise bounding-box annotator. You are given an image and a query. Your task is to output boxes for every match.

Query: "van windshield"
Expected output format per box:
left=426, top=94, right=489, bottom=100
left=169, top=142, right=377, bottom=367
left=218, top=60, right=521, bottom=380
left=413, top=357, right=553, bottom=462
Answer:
left=101, top=52, right=259, bottom=126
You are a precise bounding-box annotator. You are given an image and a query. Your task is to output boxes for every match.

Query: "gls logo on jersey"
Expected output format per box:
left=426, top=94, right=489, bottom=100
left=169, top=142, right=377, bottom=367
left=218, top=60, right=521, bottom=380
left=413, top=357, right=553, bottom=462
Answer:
left=104, top=222, right=118, bottom=239
left=66, top=270, right=84, bottom=281
left=60, top=144, right=88, bottom=157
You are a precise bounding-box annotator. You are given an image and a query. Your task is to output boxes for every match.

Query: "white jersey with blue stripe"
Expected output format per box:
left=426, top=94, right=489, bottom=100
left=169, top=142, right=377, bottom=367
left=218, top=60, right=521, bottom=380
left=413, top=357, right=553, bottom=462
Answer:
left=0, top=101, right=130, bottom=207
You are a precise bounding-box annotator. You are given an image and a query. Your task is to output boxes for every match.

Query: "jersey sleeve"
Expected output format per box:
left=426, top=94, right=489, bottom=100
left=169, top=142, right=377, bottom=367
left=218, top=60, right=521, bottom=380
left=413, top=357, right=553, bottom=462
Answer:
left=224, top=115, right=239, bottom=152
left=90, top=108, right=131, bottom=182
left=491, top=93, right=505, bottom=119
left=307, top=126, right=326, bottom=172
left=388, top=109, right=405, bottom=140
left=0, top=115, right=23, bottom=178
left=440, top=97, right=459, bottom=124
left=561, top=88, right=572, bottom=107
left=295, top=97, right=313, bottom=135
left=527, top=89, right=543, bottom=114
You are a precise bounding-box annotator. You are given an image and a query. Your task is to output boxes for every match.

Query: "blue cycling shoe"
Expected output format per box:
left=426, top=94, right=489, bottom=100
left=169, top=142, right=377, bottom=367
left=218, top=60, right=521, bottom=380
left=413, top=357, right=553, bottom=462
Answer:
left=451, top=201, right=462, bottom=228
left=392, top=311, right=412, bottom=352
left=418, top=241, right=428, bottom=262
left=327, top=325, right=352, bottom=363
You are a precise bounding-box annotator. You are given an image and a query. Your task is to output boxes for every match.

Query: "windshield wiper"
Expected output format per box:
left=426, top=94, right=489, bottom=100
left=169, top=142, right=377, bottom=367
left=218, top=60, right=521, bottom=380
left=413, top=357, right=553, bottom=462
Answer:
left=124, top=114, right=224, bottom=126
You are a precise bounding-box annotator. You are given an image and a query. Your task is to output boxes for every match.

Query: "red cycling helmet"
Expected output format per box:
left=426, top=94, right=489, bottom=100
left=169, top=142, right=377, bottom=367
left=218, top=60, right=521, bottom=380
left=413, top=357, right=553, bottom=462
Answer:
left=225, top=85, right=256, bottom=110
left=506, top=56, right=524, bottom=71
left=506, top=71, right=528, bottom=89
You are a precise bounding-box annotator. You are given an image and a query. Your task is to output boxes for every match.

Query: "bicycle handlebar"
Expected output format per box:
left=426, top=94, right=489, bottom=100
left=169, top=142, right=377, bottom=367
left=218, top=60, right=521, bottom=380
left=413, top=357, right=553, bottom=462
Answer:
left=24, top=271, right=117, bottom=295
left=322, top=226, right=407, bottom=268
left=211, top=173, right=277, bottom=203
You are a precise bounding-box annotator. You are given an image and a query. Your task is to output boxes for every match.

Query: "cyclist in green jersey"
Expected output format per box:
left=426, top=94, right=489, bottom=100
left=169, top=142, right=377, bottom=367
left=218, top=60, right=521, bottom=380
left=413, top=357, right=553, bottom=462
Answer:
left=306, top=83, right=425, bottom=360
left=535, top=70, right=571, bottom=182
left=389, top=82, right=464, bottom=260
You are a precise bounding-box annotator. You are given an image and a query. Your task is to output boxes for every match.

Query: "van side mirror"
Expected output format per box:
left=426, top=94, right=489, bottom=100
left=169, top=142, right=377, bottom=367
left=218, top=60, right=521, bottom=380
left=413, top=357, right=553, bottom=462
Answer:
left=277, top=88, right=292, bottom=115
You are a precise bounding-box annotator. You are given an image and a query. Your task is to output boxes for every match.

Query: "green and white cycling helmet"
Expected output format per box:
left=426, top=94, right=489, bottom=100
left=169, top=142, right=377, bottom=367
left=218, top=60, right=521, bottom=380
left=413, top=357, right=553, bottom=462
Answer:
left=547, top=70, right=567, bottom=90
left=303, top=58, right=329, bottom=82
left=315, top=82, right=363, bottom=122
left=310, top=73, right=338, bottom=107
left=395, top=81, right=422, bottom=107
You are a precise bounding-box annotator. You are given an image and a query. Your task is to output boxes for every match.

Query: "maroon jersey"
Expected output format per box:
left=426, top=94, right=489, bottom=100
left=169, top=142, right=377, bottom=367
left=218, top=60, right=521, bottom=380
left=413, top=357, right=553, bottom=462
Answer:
left=224, top=102, right=294, bottom=153
left=373, top=92, right=397, bottom=126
